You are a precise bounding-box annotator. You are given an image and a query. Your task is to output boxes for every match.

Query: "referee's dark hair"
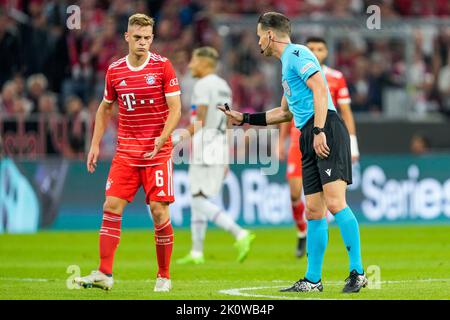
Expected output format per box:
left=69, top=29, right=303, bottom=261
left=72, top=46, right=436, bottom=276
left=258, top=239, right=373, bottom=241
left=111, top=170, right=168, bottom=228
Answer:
left=257, top=12, right=291, bottom=36
left=305, top=36, right=327, bottom=46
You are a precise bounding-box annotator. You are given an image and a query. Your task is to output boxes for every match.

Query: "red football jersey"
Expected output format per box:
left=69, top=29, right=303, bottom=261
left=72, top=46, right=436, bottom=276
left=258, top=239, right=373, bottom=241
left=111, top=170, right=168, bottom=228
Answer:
left=323, top=65, right=351, bottom=108
left=103, top=52, right=181, bottom=167
left=289, top=121, right=300, bottom=148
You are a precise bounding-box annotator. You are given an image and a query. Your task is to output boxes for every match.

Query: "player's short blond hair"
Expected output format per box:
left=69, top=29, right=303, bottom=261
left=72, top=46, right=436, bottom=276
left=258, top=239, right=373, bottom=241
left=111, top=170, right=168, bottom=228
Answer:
left=193, top=47, right=219, bottom=67
left=128, top=13, right=154, bottom=28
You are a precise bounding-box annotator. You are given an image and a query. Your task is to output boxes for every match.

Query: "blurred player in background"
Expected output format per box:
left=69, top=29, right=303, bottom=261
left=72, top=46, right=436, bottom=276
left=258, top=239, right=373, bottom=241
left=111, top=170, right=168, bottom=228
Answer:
left=278, top=36, right=360, bottom=258
left=220, top=12, right=367, bottom=293
left=306, top=37, right=359, bottom=162
left=176, top=47, right=255, bottom=265
left=74, top=14, right=181, bottom=292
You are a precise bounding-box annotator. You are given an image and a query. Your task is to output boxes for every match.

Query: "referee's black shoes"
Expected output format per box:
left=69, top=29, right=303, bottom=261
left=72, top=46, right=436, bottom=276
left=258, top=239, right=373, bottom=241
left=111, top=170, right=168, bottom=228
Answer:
left=280, top=278, right=323, bottom=292
left=342, top=270, right=368, bottom=293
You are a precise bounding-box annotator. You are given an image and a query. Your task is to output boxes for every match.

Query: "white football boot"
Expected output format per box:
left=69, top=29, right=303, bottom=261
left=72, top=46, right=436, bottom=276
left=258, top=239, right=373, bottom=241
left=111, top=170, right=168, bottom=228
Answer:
left=154, top=277, right=172, bottom=292
left=73, top=270, right=113, bottom=291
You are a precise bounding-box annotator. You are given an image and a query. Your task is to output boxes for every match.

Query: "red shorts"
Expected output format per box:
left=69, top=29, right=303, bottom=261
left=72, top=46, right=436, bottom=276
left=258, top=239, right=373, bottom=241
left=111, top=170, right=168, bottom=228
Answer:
left=105, top=157, right=175, bottom=204
left=286, top=144, right=302, bottom=179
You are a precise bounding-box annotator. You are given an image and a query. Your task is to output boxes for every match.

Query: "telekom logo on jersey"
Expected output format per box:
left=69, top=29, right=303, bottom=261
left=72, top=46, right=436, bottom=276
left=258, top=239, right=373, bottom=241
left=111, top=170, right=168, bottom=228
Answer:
left=121, top=93, right=136, bottom=111
left=121, top=93, right=155, bottom=111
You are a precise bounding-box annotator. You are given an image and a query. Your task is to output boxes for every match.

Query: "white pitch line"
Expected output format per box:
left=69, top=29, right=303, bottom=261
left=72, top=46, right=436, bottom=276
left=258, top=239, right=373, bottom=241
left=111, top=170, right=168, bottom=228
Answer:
left=218, top=286, right=338, bottom=300
left=0, top=277, right=51, bottom=282
left=219, top=278, right=450, bottom=299
left=1, top=277, right=449, bottom=284
left=272, top=279, right=450, bottom=285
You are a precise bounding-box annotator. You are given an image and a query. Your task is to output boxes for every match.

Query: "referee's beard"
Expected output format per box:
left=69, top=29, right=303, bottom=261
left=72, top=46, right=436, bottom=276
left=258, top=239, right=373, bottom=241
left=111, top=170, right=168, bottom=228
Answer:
left=262, top=46, right=273, bottom=57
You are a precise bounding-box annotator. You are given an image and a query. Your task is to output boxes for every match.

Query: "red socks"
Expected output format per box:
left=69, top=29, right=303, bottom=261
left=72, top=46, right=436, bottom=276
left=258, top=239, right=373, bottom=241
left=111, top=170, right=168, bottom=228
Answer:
left=292, top=201, right=307, bottom=234
left=154, top=219, right=174, bottom=279
left=98, top=212, right=173, bottom=279
left=99, top=211, right=122, bottom=275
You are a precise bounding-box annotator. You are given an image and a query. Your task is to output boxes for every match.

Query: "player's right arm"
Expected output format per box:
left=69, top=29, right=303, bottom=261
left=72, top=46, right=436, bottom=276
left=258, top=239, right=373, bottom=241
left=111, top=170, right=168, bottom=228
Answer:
left=87, top=67, right=117, bottom=173
left=172, top=80, right=209, bottom=145
left=190, top=79, right=210, bottom=133
left=87, top=100, right=114, bottom=173
left=185, top=104, right=208, bottom=136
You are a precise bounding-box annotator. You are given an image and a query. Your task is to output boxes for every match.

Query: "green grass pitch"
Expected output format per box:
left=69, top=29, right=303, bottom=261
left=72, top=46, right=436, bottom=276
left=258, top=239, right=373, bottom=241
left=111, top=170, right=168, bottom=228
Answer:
left=1, top=225, right=449, bottom=300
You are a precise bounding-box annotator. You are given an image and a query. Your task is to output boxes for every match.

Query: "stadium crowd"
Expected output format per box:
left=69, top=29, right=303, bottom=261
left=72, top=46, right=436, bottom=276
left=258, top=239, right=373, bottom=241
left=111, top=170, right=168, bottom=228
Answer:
left=0, top=0, right=449, bottom=157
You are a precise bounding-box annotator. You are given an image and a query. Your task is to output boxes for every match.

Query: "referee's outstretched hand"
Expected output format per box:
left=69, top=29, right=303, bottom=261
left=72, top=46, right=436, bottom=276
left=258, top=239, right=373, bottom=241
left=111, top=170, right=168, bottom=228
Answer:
left=217, top=105, right=244, bottom=126
left=313, top=132, right=330, bottom=159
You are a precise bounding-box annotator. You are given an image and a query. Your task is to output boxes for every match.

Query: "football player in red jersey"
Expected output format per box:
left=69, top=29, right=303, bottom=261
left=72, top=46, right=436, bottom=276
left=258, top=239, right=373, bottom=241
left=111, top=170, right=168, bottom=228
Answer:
left=74, top=13, right=181, bottom=292
left=278, top=36, right=359, bottom=258
left=306, top=37, right=358, bottom=159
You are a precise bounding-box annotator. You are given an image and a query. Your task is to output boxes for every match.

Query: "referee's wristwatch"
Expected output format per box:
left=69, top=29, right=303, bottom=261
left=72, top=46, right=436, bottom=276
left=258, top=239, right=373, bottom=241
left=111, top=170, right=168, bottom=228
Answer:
left=312, top=127, right=325, bottom=135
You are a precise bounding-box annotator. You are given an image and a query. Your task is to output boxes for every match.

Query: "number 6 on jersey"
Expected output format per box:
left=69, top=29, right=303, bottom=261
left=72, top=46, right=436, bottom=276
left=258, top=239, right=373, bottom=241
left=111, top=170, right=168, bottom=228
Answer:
left=151, top=159, right=174, bottom=200
left=155, top=170, right=164, bottom=187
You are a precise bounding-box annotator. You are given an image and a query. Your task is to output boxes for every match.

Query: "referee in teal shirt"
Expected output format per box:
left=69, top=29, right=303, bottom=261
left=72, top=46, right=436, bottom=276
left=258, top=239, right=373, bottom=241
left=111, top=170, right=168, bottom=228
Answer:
left=219, top=12, right=367, bottom=293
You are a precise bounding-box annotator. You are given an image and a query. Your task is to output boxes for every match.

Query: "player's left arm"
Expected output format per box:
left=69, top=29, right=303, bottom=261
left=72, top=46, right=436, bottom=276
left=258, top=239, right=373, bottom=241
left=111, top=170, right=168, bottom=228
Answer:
left=161, top=95, right=182, bottom=140
left=336, top=76, right=359, bottom=161
left=147, top=95, right=181, bottom=159
left=339, top=103, right=359, bottom=161
left=146, top=60, right=182, bottom=159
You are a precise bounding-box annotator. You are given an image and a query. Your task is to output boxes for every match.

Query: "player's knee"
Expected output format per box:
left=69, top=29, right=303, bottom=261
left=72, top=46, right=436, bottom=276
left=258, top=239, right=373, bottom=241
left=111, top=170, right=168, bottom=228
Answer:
left=325, top=197, right=346, bottom=214
left=304, top=203, right=323, bottom=220
left=290, top=190, right=301, bottom=203
left=305, top=210, right=323, bottom=220
left=191, top=195, right=204, bottom=211
left=149, top=202, right=169, bottom=224
left=149, top=203, right=163, bottom=217
left=103, top=199, right=124, bottom=215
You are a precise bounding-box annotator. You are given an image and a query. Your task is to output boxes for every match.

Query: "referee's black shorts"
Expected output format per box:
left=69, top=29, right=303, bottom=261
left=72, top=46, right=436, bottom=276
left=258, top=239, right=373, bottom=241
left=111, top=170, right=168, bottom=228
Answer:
left=299, top=110, right=352, bottom=195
